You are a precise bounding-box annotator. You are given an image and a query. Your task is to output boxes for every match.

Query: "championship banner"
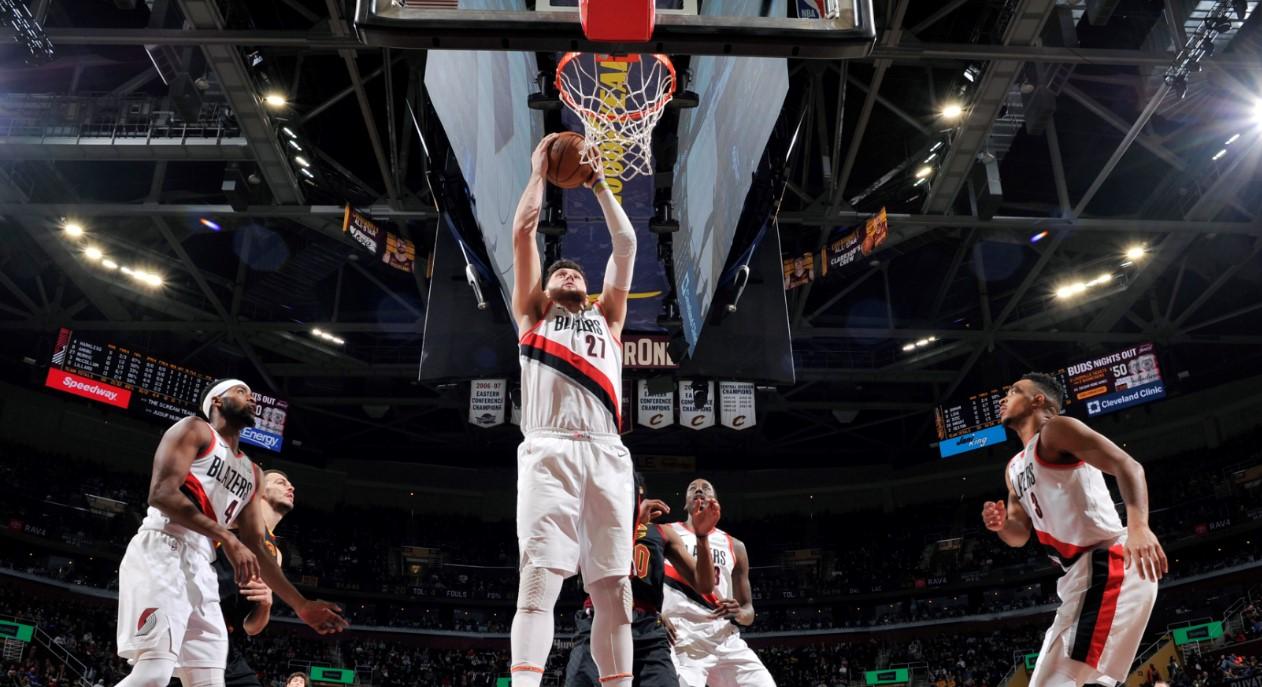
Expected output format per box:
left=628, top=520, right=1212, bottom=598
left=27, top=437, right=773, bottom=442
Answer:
left=468, top=379, right=507, bottom=427
left=343, top=206, right=385, bottom=258
left=678, top=380, right=715, bottom=430
left=719, top=381, right=756, bottom=430
left=636, top=380, right=675, bottom=429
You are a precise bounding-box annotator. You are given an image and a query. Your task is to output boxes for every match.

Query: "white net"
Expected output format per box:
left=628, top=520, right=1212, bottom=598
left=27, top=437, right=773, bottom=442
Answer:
left=556, top=53, right=675, bottom=181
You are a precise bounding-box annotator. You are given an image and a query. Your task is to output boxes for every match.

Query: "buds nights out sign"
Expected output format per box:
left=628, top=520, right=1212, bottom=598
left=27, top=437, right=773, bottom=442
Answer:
left=1064, top=343, right=1166, bottom=417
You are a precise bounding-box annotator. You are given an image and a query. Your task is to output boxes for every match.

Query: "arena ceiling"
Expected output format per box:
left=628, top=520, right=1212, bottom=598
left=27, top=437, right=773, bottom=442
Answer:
left=1, top=0, right=1261, bottom=468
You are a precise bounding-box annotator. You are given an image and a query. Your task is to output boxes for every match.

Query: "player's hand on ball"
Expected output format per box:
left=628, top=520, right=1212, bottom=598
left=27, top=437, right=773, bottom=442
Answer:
left=223, top=537, right=261, bottom=586
left=531, top=134, right=559, bottom=177
left=1124, top=524, right=1168, bottom=581
left=981, top=500, right=1007, bottom=532
left=240, top=579, right=273, bottom=608
left=638, top=498, right=671, bottom=525
left=582, top=143, right=605, bottom=189
left=692, top=498, right=721, bottom=537
left=709, top=598, right=741, bottom=620
left=298, top=600, right=349, bottom=635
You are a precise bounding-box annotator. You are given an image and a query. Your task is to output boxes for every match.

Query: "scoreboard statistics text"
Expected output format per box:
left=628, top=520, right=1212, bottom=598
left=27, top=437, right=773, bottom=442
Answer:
left=45, top=328, right=287, bottom=452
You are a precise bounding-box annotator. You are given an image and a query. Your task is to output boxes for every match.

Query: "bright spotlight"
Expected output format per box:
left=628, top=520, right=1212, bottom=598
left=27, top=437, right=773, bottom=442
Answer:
left=282, top=126, right=298, bottom=138
left=1253, top=101, right=1262, bottom=123
left=915, top=165, right=933, bottom=179
left=1225, top=133, right=1241, bottom=145
left=300, top=168, right=316, bottom=179
left=262, top=93, right=288, bottom=109
left=942, top=103, right=964, bottom=121
left=902, top=343, right=916, bottom=352
left=1030, top=230, right=1049, bottom=244
left=64, top=222, right=84, bottom=238
left=1212, top=149, right=1228, bottom=161
left=312, top=328, right=324, bottom=336
left=101, top=259, right=119, bottom=270
left=84, top=246, right=104, bottom=261
left=1125, top=245, right=1145, bottom=261
left=199, top=218, right=222, bottom=231
left=287, top=139, right=303, bottom=152
left=293, top=155, right=311, bottom=168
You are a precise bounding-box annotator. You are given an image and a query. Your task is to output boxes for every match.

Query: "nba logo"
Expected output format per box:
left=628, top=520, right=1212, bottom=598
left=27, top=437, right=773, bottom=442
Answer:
left=1087, top=400, right=1101, bottom=415
left=796, top=0, right=825, bottom=19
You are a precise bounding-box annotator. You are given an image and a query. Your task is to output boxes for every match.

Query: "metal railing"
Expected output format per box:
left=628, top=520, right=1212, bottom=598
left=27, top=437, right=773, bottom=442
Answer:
left=0, top=614, right=95, bottom=687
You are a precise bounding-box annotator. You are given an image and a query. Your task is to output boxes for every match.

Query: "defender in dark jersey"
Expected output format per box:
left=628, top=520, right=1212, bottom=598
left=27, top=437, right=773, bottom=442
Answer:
left=565, top=474, right=720, bottom=687
left=215, top=470, right=296, bottom=687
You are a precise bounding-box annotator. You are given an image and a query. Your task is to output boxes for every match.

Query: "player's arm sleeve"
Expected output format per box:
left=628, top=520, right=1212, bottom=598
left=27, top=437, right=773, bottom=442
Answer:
left=595, top=183, right=636, bottom=292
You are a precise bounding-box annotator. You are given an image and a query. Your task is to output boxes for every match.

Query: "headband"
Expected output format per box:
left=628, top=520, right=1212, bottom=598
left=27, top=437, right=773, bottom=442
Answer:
left=202, top=379, right=250, bottom=419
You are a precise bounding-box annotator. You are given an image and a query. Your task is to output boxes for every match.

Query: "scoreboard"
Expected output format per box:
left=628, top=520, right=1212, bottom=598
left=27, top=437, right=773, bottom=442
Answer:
left=934, top=387, right=1009, bottom=458
left=1063, top=342, right=1165, bottom=417
left=45, top=328, right=287, bottom=452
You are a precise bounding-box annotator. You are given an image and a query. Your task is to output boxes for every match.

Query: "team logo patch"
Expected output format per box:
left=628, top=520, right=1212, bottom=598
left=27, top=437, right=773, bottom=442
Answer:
left=635, top=523, right=648, bottom=540
left=136, top=608, right=159, bottom=636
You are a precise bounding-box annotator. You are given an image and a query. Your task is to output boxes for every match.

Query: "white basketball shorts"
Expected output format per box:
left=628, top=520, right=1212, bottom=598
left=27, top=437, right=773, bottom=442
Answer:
left=1030, top=538, right=1158, bottom=686
left=116, top=529, right=228, bottom=669
left=516, top=429, right=634, bottom=581
left=671, top=623, right=777, bottom=687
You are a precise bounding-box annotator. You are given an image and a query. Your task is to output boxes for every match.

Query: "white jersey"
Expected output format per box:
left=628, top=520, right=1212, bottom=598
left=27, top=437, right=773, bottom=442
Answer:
left=139, top=422, right=259, bottom=559
left=518, top=302, right=623, bottom=434
left=1006, top=432, right=1125, bottom=571
left=663, top=524, right=737, bottom=635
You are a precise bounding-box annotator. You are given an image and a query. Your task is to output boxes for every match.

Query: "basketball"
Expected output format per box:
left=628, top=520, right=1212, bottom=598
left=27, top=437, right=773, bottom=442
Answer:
left=546, top=132, right=598, bottom=189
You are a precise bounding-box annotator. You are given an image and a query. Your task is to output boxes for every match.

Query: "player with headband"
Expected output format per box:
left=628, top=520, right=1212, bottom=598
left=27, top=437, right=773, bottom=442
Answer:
left=113, top=379, right=346, bottom=687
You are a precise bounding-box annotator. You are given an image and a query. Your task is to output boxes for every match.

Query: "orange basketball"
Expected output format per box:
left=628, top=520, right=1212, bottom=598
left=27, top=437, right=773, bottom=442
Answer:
left=546, top=132, right=598, bottom=189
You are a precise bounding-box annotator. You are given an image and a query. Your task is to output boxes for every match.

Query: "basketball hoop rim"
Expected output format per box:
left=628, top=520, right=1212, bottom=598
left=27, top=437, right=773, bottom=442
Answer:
left=555, top=52, right=677, bottom=124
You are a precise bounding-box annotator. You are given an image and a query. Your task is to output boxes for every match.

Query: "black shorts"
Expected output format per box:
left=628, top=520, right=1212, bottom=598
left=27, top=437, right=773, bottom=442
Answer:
left=224, top=649, right=263, bottom=687
left=564, top=634, right=679, bottom=687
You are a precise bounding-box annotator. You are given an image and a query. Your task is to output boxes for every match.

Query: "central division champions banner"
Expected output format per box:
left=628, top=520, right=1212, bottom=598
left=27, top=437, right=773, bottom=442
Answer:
left=561, top=58, right=669, bottom=332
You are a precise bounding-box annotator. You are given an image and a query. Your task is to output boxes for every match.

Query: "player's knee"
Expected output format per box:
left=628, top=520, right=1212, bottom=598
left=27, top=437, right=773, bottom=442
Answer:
left=175, top=668, right=225, bottom=687
left=116, top=652, right=178, bottom=687
left=587, top=575, right=632, bottom=624
left=516, top=564, right=564, bottom=613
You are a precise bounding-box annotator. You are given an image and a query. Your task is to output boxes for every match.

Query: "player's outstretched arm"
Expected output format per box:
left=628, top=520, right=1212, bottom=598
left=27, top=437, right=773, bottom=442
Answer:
left=236, top=498, right=349, bottom=634
left=512, top=134, right=558, bottom=333
left=981, top=473, right=1032, bottom=548
left=591, top=170, right=635, bottom=340
left=148, top=417, right=260, bottom=584
left=1039, top=416, right=1168, bottom=580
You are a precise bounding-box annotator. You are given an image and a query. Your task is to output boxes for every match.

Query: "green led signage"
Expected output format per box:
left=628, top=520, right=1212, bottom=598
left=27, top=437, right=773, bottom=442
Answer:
left=309, top=667, right=354, bottom=685
left=865, top=669, right=910, bottom=685
left=1173, top=622, right=1224, bottom=646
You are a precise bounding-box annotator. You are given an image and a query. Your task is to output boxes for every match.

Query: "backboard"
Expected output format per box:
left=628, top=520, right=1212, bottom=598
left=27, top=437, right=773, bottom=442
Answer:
left=354, top=0, right=875, bottom=59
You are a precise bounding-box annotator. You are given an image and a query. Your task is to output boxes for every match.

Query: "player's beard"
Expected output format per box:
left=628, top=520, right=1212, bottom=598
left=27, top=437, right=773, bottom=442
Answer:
left=268, top=495, right=294, bottom=515
left=220, top=397, right=257, bottom=428
left=552, top=287, right=586, bottom=309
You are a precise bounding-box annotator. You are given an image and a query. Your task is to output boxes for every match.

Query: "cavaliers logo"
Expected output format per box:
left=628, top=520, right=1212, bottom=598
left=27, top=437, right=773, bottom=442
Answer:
left=635, top=523, right=649, bottom=540
left=136, top=608, right=158, bottom=636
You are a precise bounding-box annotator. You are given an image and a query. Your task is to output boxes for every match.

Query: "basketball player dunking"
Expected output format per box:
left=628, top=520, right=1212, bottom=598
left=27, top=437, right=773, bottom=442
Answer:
left=509, top=134, right=638, bottom=687
left=983, top=373, right=1166, bottom=687
left=215, top=470, right=297, bottom=687
left=565, top=472, right=720, bottom=687
left=114, top=379, right=346, bottom=687
left=663, top=479, right=776, bottom=687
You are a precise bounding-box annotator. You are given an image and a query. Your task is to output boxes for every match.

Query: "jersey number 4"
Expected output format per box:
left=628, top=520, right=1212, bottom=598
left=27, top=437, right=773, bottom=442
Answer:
left=224, top=499, right=240, bottom=522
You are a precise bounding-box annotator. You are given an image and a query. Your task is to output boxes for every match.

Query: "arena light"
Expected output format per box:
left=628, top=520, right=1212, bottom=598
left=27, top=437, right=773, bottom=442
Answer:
left=1254, top=100, right=1262, bottom=123
left=1055, top=273, right=1113, bottom=300
left=1125, top=245, right=1146, bottom=261
left=902, top=336, right=937, bottom=352
left=310, top=328, right=345, bottom=346
left=1030, top=230, right=1049, bottom=244
left=293, top=155, right=311, bottom=168
left=84, top=245, right=104, bottom=261
left=300, top=168, right=316, bottom=179
left=287, top=139, right=303, bottom=152
left=923, top=153, right=937, bottom=163
left=199, top=218, right=222, bottom=232
left=930, top=141, right=944, bottom=152
left=915, top=165, right=933, bottom=179
left=262, top=92, right=288, bottom=109
left=941, top=103, right=964, bottom=121
left=282, top=126, right=298, bottom=138
left=1212, top=149, right=1228, bottom=161
left=125, top=268, right=163, bottom=287
left=1225, top=133, right=1241, bottom=145
left=101, top=259, right=119, bottom=271
left=64, top=222, right=84, bottom=238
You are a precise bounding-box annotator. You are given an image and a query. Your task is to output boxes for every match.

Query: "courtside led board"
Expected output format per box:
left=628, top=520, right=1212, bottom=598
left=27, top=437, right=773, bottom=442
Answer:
left=0, top=620, right=34, bottom=643
left=309, top=667, right=354, bottom=685
left=1173, top=622, right=1224, bottom=646
left=865, top=669, right=909, bottom=685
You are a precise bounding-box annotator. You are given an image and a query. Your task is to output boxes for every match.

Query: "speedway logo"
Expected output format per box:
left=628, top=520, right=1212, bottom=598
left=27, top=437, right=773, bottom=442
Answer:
left=45, top=368, right=131, bottom=409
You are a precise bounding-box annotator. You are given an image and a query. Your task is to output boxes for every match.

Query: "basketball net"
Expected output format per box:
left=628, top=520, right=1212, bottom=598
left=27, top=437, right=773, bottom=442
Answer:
left=555, top=53, right=676, bottom=182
